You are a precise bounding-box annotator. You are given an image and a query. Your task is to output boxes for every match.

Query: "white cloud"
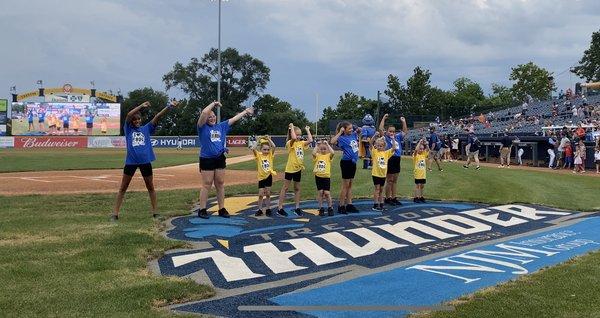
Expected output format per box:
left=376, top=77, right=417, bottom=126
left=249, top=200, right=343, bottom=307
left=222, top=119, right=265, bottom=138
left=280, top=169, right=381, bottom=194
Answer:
left=0, top=0, right=598, bottom=119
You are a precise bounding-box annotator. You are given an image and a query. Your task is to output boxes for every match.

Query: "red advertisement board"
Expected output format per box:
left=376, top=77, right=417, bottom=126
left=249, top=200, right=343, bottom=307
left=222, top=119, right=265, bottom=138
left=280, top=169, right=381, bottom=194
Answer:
left=14, top=136, right=88, bottom=148
left=226, top=135, right=248, bottom=147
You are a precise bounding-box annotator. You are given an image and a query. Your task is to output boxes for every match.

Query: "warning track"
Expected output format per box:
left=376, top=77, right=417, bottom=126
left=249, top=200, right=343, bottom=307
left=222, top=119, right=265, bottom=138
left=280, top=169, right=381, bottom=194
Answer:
left=0, top=155, right=261, bottom=196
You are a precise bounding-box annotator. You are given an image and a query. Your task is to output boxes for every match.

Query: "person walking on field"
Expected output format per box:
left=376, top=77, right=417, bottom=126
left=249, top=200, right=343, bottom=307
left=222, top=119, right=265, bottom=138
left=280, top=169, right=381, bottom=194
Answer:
left=463, top=129, right=481, bottom=170
left=196, top=101, right=255, bottom=219
left=499, top=131, right=513, bottom=168
left=111, top=100, right=179, bottom=221
left=427, top=126, right=443, bottom=172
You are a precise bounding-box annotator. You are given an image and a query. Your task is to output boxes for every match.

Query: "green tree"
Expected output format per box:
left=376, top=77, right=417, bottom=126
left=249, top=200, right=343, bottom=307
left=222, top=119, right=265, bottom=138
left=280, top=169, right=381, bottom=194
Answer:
left=317, top=92, right=377, bottom=134
left=162, top=47, right=270, bottom=127
left=480, top=83, right=515, bottom=111
left=509, top=62, right=555, bottom=101
left=383, top=74, right=406, bottom=115
left=246, top=94, right=310, bottom=135
left=404, top=66, right=433, bottom=115
left=447, top=77, right=485, bottom=116
left=572, top=29, right=600, bottom=82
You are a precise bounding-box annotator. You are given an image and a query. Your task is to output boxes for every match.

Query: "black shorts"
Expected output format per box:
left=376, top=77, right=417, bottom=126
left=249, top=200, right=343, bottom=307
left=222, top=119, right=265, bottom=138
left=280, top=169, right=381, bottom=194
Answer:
left=285, top=171, right=302, bottom=182
left=63, top=123, right=69, bottom=128
left=38, top=119, right=44, bottom=123
left=315, top=176, right=331, bottom=191
left=199, top=154, right=226, bottom=171
left=86, top=123, right=93, bottom=128
left=387, top=156, right=401, bottom=174
left=372, top=176, right=386, bottom=186
left=340, top=160, right=357, bottom=179
left=258, top=174, right=273, bottom=189
left=415, top=178, right=426, bottom=184
left=123, top=163, right=153, bottom=177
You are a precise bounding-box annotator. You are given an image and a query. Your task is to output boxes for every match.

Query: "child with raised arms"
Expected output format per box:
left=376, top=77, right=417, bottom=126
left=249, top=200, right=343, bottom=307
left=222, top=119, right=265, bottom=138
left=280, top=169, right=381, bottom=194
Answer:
left=330, top=121, right=361, bottom=214
left=370, top=132, right=398, bottom=211
left=252, top=136, right=277, bottom=216
left=277, top=123, right=313, bottom=217
left=413, top=138, right=430, bottom=203
left=313, top=139, right=335, bottom=216
left=111, top=100, right=179, bottom=221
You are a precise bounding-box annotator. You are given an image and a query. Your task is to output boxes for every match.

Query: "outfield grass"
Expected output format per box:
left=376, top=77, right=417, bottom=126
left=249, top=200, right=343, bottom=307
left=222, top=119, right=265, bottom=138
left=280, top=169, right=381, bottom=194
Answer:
left=0, top=148, right=247, bottom=173
left=1, top=153, right=599, bottom=317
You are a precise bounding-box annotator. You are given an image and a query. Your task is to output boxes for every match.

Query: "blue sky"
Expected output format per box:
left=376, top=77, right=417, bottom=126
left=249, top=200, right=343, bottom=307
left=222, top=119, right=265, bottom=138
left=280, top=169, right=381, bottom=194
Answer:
left=1, top=0, right=599, bottom=120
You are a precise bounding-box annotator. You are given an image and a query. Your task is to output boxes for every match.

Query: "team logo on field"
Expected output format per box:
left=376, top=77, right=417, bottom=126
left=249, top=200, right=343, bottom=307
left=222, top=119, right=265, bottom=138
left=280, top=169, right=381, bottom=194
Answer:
left=155, top=198, right=600, bottom=317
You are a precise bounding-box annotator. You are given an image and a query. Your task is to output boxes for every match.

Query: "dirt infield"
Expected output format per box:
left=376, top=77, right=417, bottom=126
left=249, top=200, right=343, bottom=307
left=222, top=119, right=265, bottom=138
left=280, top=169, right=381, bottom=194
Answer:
left=0, top=155, right=264, bottom=196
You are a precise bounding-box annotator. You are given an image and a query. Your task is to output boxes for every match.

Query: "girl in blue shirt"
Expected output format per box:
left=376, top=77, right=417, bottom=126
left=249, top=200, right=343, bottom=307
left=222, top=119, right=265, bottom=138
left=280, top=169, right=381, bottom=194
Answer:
left=196, top=101, right=254, bottom=219
left=111, top=100, right=179, bottom=221
left=331, top=121, right=361, bottom=214
left=378, top=114, right=407, bottom=206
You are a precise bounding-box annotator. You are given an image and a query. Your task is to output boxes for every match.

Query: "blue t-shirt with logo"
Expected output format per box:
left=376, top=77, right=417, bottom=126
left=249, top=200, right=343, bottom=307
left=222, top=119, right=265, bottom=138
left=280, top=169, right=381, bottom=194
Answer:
left=385, top=133, right=404, bottom=157
left=198, top=120, right=230, bottom=158
left=85, top=115, right=94, bottom=124
left=27, top=111, right=33, bottom=123
left=62, top=115, right=70, bottom=124
left=38, top=111, right=46, bottom=122
left=124, top=122, right=156, bottom=165
left=338, top=132, right=359, bottom=163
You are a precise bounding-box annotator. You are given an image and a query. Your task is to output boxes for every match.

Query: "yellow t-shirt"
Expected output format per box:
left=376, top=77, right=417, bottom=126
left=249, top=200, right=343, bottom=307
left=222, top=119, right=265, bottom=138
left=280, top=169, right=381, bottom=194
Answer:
left=313, top=153, right=333, bottom=178
left=285, top=140, right=308, bottom=173
left=414, top=151, right=429, bottom=180
left=253, top=149, right=276, bottom=181
left=371, top=148, right=394, bottom=178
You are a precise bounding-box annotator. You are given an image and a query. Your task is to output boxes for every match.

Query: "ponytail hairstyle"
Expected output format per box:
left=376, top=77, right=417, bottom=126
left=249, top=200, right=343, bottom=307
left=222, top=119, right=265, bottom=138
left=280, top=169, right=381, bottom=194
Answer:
left=337, top=121, right=352, bottom=134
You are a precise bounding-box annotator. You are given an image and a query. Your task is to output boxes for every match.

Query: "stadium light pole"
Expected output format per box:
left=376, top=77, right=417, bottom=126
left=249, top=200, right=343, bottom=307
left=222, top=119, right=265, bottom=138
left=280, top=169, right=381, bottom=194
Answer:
left=315, top=93, right=319, bottom=136
left=216, top=0, right=223, bottom=123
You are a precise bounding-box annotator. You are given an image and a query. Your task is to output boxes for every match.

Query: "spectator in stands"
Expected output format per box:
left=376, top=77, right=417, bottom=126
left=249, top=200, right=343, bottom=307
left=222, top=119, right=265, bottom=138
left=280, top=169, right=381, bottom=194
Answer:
left=547, top=132, right=557, bottom=169
left=595, top=145, right=600, bottom=174
left=572, top=106, right=579, bottom=118
left=557, top=133, right=570, bottom=169
left=499, top=131, right=513, bottom=168
left=451, top=135, right=459, bottom=161
left=463, top=129, right=481, bottom=170
left=521, top=101, right=528, bottom=115
left=564, top=142, right=574, bottom=170
left=573, top=139, right=586, bottom=173
left=575, top=123, right=586, bottom=141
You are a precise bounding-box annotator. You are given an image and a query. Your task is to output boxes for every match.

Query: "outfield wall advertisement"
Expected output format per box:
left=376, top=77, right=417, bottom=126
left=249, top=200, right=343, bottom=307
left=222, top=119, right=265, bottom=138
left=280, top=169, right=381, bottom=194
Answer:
left=14, top=136, right=87, bottom=148
left=87, top=136, right=126, bottom=148
left=0, top=136, right=14, bottom=148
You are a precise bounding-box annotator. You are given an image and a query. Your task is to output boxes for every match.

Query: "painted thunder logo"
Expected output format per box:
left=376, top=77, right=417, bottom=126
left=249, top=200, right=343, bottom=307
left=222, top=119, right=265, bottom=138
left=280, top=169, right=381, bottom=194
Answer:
left=154, top=198, right=600, bottom=317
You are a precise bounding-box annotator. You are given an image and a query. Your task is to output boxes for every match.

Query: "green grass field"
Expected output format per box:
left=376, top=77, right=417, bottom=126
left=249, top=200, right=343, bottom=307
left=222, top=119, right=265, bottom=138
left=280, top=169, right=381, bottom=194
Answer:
left=0, top=152, right=599, bottom=317
left=0, top=148, right=247, bottom=172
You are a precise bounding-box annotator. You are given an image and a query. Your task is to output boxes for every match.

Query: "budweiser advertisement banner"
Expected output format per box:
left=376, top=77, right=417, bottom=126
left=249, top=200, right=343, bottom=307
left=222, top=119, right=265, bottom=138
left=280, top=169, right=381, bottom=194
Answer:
left=14, top=136, right=88, bottom=148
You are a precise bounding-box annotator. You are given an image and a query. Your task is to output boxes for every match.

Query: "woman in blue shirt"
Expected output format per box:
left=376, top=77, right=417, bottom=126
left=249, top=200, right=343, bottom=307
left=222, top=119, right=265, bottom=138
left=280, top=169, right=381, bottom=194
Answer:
left=111, top=100, right=178, bottom=221
left=197, top=101, right=254, bottom=219
left=331, top=121, right=362, bottom=214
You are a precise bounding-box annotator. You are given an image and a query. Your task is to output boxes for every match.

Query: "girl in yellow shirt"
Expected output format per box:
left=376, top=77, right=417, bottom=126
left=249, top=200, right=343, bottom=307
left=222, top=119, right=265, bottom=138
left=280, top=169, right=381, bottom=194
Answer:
left=252, top=136, right=276, bottom=217
left=370, top=132, right=398, bottom=211
left=413, top=138, right=430, bottom=203
left=312, top=139, right=335, bottom=216
left=277, top=123, right=313, bottom=217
